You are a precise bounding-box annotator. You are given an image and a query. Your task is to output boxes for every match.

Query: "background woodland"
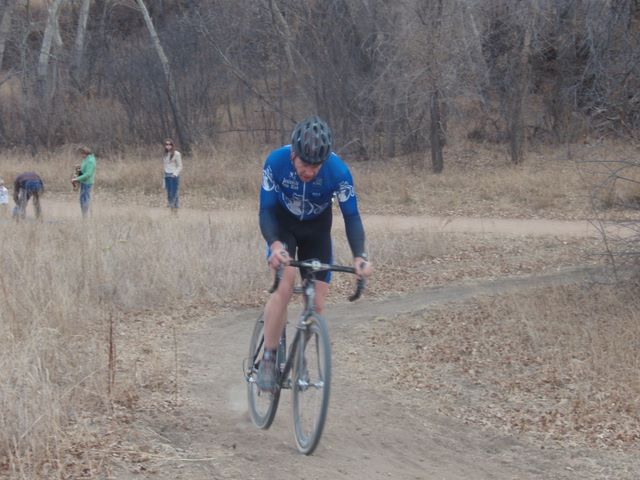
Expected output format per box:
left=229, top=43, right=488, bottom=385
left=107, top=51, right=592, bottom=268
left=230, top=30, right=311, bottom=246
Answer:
left=0, top=0, right=638, bottom=170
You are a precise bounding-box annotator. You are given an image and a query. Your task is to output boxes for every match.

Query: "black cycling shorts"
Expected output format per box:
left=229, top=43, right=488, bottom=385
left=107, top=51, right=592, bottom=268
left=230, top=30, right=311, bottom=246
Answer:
left=272, top=203, right=333, bottom=283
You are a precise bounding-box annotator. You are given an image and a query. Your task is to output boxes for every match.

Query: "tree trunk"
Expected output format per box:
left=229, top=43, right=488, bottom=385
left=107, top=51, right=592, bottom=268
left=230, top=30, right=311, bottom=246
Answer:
left=71, top=0, right=91, bottom=84
left=266, top=0, right=299, bottom=134
left=267, top=0, right=296, bottom=74
left=36, top=0, right=65, bottom=98
left=19, top=25, right=35, bottom=152
left=0, top=0, right=15, bottom=71
left=430, top=89, right=443, bottom=173
left=278, top=68, right=286, bottom=144
left=425, top=0, right=445, bottom=173
left=509, top=20, right=532, bottom=165
left=136, top=0, right=191, bottom=154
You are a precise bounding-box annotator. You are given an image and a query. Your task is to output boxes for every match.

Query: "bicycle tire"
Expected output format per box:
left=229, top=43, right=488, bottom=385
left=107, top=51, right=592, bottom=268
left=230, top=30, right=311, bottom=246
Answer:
left=247, top=314, right=280, bottom=429
left=291, top=313, right=331, bottom=455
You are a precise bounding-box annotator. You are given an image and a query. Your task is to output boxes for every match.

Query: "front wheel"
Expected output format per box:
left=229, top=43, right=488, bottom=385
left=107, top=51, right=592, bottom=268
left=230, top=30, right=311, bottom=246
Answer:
left=246, top=314, right=280, bottom=429
left=292, top=314, right=331, bottom=455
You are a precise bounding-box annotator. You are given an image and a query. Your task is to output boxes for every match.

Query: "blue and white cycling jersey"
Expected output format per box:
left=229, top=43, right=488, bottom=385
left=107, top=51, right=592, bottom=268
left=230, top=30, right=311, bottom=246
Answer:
left=259, top=145, right=365, bottom=256
left=261, top=145, right=358, bottom=220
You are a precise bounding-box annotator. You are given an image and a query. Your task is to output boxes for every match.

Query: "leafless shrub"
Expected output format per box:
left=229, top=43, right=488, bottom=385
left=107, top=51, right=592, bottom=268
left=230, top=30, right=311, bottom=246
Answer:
left=577, top=150, right=640, bottom=282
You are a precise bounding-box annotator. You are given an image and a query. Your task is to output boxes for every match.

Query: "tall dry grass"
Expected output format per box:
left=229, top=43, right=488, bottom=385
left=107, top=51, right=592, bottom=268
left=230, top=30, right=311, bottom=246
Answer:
left=0, top=140, right=601, bottom=218
left=354, top=142, right=595, bottom=218
left=0, top=207, right=269, bottom=477
left=0, top=144, right=266, bottom=201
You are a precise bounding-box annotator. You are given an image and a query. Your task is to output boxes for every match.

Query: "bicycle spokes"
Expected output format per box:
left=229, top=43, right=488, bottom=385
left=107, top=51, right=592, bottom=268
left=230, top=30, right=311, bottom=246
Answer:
left=292, top=315, right=331, bottom=455
left=247, top=316, right=280, bottom=429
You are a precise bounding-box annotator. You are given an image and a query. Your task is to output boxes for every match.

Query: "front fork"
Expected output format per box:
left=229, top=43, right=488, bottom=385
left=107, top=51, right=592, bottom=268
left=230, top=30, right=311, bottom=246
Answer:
left=277, top=327, right=287, bottom=374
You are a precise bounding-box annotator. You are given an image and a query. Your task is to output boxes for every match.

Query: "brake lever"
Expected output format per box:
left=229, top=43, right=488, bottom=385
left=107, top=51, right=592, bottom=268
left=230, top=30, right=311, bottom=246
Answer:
left=268, top=266, right=283, bottom=293
left=348, top=261, right=369, bottom=301
left=267, top=243, right=289, bottom=293
left=348, top=277, right=366, bottom=302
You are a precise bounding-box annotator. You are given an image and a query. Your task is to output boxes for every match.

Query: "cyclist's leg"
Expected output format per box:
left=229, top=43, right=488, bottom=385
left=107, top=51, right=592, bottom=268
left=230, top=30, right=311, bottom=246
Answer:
left=263, top=264, right=295, bottom=350
left=313, top=281, right=329, bottom=314
left=258, top=234, right=296, bottom=391
left=263, top=233, right=296, bottom=350
left=297, top=215, right=332, bottom=314
left=247, top=313, right=281, bottom=428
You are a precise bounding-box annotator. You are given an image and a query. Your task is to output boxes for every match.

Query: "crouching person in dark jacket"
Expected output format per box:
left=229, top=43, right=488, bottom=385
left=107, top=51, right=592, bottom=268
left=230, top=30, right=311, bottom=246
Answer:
left=13, top=172, right=44, bottom=221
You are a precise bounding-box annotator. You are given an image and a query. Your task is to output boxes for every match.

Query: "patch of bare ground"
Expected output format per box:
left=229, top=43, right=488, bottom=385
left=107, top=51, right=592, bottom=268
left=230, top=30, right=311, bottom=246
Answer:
left=358, top=283, right=640, bottom=453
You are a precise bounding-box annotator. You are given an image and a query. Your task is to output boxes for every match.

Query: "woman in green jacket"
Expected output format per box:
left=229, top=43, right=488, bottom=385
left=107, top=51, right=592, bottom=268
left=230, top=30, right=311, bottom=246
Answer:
left=73, top=146, right=96, bottom=218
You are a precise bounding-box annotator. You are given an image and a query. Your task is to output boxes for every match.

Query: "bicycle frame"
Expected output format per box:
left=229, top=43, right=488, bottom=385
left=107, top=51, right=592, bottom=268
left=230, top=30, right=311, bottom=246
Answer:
left=247, top=260, right=363, bottom=389
left=275, top=276, right=319, bottom=390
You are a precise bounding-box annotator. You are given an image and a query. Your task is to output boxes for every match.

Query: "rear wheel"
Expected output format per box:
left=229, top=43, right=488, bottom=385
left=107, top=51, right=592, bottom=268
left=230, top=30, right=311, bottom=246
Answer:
left=292, top=314, right=331, bottom=455
left=246, top=314, right=280, bottom=429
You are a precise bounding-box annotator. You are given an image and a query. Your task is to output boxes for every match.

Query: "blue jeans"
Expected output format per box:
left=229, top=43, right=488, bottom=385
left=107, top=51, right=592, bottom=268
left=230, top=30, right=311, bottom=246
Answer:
left=80, top=183, right=92, bottom=217
left=165, top=175, right=179, bottom=209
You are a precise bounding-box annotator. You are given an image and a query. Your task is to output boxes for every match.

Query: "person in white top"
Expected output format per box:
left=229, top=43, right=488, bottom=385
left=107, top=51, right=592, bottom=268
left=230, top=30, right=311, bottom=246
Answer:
left=163, top=138, right=183, bottom=213
left=0, top=178, right=8, bottom=217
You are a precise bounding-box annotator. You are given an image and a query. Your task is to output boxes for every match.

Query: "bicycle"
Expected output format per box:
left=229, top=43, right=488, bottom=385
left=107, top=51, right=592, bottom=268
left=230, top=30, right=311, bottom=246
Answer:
left=244, top=259, right=365, bottom=455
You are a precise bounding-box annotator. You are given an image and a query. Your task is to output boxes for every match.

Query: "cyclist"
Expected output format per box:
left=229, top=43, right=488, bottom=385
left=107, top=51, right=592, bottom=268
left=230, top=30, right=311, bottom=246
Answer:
left=257, top=115, right=373, bottom=392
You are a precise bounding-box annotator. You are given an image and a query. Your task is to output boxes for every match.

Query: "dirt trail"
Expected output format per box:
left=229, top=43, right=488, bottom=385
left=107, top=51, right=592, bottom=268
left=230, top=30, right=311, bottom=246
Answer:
left=42, top=197, right=606, bottom=237
left=365, top=214, right=602, bottom=237
left=113, top=266, right=638, bottom=480
left=35, top=197, right=634, bottom=478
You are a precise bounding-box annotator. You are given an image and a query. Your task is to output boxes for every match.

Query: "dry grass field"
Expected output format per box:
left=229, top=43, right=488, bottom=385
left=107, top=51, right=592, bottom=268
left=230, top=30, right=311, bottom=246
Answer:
left=360, top=284, right=640, bottom=449
left=0, top=140, right=639, bottom=477
left=3, top=138, right=640, bottom=219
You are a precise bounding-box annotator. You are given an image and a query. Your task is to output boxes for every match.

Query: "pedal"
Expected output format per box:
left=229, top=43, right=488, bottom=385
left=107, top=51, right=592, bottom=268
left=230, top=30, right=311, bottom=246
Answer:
left=280, top=378, right=292, bottom=389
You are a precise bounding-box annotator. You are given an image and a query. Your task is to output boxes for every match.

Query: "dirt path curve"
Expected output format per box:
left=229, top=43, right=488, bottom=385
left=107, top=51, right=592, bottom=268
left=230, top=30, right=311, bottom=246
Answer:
left=365, top=214, right=602, bottom=237
left=43, top=197, right=607, bottom=237
left=121, top=265, right=637, bottom=480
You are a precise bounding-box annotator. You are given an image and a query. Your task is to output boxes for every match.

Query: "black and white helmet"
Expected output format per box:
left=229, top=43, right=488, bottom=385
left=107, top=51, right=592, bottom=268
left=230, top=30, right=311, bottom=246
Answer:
left=291, top=115, right=333, bottom=165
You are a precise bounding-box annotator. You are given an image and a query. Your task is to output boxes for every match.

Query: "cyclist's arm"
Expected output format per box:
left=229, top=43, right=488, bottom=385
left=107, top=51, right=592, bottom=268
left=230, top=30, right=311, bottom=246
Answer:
left=259, top=196, right=289, bottom=268
left=343, top=210, right=371, bottom=278
left=333, top=163, right=371, bottom=277
left=343, top=212, right=366, bottom=259
left=259, top=162, right=280, bottom=245
left=334, top=163, right=367, bottom=259
left=259, top=205, right=279, bottom=246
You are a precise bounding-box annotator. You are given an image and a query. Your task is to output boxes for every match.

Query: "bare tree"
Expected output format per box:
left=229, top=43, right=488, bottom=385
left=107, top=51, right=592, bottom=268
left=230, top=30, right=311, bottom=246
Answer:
left=71, top=0, right=92, bottom=85
left=135, top=0, right=191, bottom=153
left=0, top=0, right=15, bottom=71
left=508, top=14, right=532, bottom=165
left=266, top=0, right=298, bottom=142
left=266, top=0, right=296, bottom=75
left=420, top=0, right=446, bottom=173
left=0, top=0, right=637, bottom=152
left=36, top=0, right=65, bottom=98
